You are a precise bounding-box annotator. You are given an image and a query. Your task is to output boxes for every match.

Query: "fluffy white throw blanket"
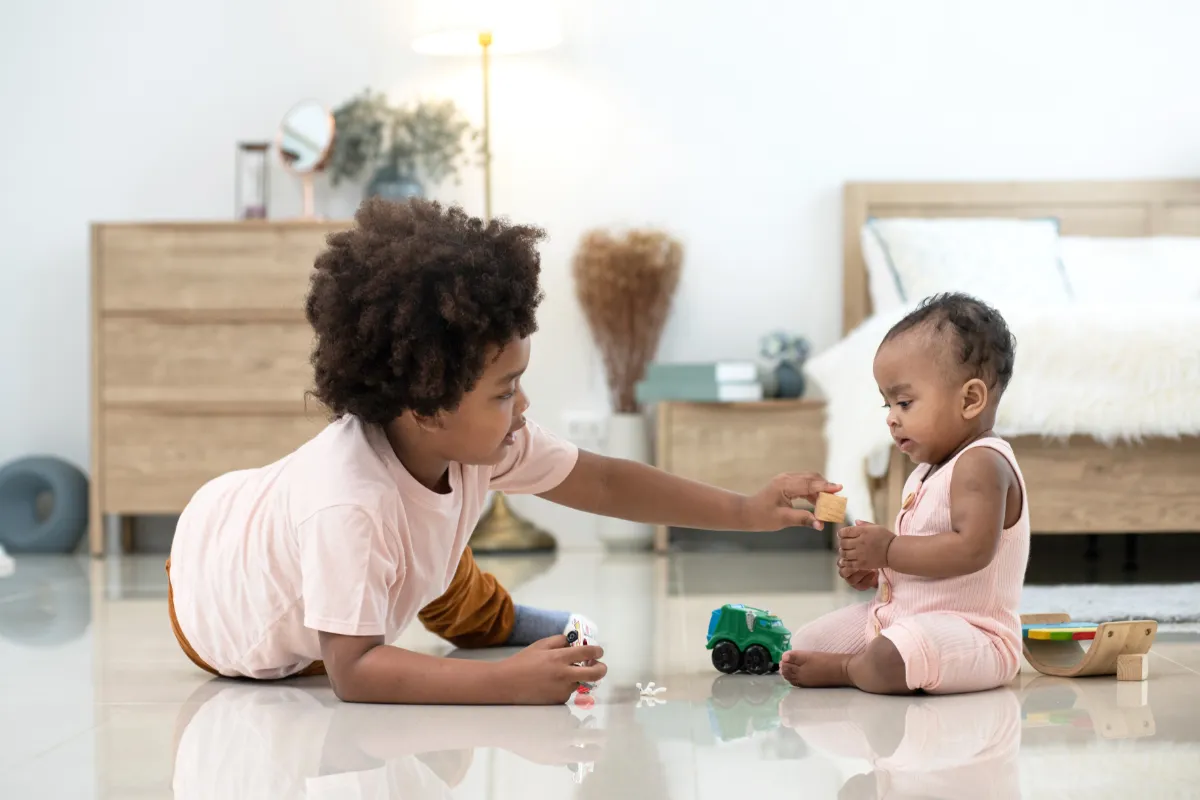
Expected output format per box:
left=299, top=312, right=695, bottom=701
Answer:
left=804, top=302, right=1200, bottom=522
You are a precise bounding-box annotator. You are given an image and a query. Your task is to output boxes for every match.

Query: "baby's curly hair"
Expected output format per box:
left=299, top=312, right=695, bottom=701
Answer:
left=884, top=292, right=1017, bottom=394
left=305, top=197, right=546, bottom=423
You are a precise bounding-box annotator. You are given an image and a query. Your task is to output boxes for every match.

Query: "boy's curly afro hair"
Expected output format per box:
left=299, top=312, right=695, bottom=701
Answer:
left=305, top=197, right=546, bottom=423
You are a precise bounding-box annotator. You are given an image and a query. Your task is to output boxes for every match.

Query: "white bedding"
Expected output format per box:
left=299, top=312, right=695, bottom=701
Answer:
left=803, top=301, right=1200, bottom=523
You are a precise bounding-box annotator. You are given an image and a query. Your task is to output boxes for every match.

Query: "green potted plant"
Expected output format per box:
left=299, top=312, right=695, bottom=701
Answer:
left=329, top=89, right=478, bottom=200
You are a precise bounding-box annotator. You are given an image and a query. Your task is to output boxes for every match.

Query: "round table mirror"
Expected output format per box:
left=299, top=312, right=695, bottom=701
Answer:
left=276, top=99, right=335, bottom=218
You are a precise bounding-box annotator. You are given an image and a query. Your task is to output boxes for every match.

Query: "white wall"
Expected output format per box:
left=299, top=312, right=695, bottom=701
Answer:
left=4, top=0, right=1200, bottom=549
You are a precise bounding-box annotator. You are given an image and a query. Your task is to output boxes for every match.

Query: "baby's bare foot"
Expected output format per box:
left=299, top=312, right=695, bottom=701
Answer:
left=780, top=650, right=854, bottom=688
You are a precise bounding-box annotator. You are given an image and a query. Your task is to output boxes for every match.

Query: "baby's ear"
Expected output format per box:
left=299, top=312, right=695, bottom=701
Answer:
left=961, top=378, right=988, bottom=419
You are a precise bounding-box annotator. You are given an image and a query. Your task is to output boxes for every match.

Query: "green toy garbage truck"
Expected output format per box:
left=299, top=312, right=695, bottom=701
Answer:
left=705, top=603, right=792, bottom=675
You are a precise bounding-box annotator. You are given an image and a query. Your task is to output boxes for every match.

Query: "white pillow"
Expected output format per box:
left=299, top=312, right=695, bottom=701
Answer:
left=1059, top=236, right=1200, bottom=302
left=864, top=218, right=1071, bottom=311
left=860, top=225, right=906, bottom=313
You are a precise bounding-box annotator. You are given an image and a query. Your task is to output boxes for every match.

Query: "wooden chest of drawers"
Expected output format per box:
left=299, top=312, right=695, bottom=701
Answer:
left=89, top=221, right=350, bottom=555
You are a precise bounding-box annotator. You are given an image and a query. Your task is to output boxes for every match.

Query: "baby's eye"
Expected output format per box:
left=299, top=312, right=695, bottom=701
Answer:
left=897, top=401, right=911, bottom=409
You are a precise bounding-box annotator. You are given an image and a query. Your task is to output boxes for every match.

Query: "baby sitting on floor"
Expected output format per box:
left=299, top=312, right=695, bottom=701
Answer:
left=782, top=292, right=1030, bottom=695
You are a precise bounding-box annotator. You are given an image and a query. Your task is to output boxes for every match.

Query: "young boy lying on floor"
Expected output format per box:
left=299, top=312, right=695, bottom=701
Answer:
left=781, top=292, right=1030, bottom=695
left=167, top=198, right=839, bottom=705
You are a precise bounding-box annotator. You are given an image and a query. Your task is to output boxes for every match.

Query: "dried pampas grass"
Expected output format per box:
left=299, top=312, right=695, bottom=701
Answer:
left=573, top=228, right=683, bottom=413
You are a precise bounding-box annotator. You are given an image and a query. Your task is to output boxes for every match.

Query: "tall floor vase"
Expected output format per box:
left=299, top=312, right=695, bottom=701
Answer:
left=596, top=412, right=655, bottom=550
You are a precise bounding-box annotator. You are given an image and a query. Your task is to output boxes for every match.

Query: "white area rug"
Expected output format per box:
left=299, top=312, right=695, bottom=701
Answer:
left=1020, top=583, right=1200, bottom=632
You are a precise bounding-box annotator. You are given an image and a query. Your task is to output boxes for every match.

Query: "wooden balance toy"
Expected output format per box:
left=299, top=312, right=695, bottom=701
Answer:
left=1021, top=614, right=1157, bottom=681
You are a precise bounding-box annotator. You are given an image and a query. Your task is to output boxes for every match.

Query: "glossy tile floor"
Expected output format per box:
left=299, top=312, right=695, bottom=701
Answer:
left=3, top=550, right=1200, bottom=798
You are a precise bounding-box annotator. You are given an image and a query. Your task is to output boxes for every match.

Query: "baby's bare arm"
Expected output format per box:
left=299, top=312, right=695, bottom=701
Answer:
left=885, top=448, right=1015, bottom=578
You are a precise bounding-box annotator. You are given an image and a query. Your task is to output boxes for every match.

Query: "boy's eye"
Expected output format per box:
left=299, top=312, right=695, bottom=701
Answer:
left=897, top=401, right=911, bottom=409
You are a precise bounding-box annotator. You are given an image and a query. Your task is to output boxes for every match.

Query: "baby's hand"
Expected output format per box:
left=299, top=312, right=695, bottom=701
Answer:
left=838, top=564, right=879, bottom=591
left=837, top=522, right=896, bottom=571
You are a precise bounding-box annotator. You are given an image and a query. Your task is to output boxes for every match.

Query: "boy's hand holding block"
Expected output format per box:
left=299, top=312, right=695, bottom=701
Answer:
left=814, top=492, right=847, bottom=524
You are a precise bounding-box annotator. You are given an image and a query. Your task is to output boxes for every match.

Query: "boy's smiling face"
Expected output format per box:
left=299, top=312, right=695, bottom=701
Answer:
left=431, top=336, right=532, bottom=467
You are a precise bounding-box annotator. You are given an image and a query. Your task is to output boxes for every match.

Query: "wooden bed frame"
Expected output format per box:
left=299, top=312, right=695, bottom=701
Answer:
left=843, top=180, right=1200, bottom=534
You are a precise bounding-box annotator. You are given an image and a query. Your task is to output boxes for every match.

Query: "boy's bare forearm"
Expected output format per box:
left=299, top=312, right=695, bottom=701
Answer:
left=328, top=641, right=507, bottom=705
left=540, top=450, right=747, bottom=530
left=594, top=456, right=748, bottom=529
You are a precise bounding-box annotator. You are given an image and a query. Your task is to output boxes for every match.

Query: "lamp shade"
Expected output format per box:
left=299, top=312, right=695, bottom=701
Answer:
left=412, top=0, right=563, bottom=55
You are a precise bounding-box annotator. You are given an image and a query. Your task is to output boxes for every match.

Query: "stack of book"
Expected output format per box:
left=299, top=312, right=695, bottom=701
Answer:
left=635, top=361, right=764, bottom=404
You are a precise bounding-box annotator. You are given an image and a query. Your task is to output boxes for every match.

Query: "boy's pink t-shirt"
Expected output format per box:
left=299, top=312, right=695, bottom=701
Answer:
left=168, top=415, right=578, bottom=679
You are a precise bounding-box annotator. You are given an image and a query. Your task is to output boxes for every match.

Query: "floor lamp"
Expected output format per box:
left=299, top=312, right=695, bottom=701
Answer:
left=412, top=1, right=563, bottom=553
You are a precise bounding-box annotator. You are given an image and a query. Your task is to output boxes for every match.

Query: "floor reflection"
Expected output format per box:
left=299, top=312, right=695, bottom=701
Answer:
left=0, top=555, right=90, bottom=647
left=707, top=674, right=808, bottom=757
left=779, top=688, right=1022, bottom=799
left=1019, top=675, right=1155, bottom=741
left=1, top=552, right=1198, bottom=799
left=171, top=681, right=610, bottom=798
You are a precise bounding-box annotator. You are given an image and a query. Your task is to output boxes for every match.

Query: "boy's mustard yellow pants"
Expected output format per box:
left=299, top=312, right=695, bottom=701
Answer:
left=166, top=546, right=515, bottom=677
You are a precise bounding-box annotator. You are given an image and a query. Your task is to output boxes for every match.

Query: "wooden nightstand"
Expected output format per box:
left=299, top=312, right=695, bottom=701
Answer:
left=653, top=399, right=827, bottom=552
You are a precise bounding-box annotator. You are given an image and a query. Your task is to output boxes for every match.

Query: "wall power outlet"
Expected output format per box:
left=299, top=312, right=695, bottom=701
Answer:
left=563, top=411, right=606, bottom=449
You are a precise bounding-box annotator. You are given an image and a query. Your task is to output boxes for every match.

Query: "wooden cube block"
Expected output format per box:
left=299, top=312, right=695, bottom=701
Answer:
left=814, top=492, right=847, bottom=523
left=1117, top=653, right=1149, bottom=682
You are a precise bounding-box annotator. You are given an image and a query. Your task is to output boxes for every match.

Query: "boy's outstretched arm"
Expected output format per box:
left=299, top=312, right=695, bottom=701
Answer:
left=537, top=450, right=841, bottom=531
left=319, top=631, right=605, bottom=705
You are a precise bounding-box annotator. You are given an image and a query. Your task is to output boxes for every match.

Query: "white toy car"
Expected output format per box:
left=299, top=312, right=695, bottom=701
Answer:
left=564, top=614, right=600, bottom=690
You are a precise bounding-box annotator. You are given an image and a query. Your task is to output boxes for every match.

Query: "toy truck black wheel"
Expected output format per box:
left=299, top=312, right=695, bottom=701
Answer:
left=743, top=644, right=772, bottom=675
left=712, top=640, right=742, bottom=674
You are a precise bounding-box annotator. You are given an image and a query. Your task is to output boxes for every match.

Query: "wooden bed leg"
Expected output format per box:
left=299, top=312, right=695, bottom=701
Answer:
left=121, top=515, right=135, bottom=554
left=1123, top=533, right=1140, bottom=573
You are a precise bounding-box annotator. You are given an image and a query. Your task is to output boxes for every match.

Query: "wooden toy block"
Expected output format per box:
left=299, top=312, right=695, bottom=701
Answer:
left=1117, top=654, right=1149, bottom=682
left=1020, top=614, right=1157, bottom=679
left=814, top=492, right=847, bottom=523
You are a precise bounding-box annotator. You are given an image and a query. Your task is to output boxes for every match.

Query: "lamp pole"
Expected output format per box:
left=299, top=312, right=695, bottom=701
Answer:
left=479, top=30, right=493, bottom=222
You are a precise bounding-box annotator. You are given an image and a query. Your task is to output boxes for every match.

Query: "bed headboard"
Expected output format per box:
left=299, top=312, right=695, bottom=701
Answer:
left=841, top=180, right=1200, bottom=334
